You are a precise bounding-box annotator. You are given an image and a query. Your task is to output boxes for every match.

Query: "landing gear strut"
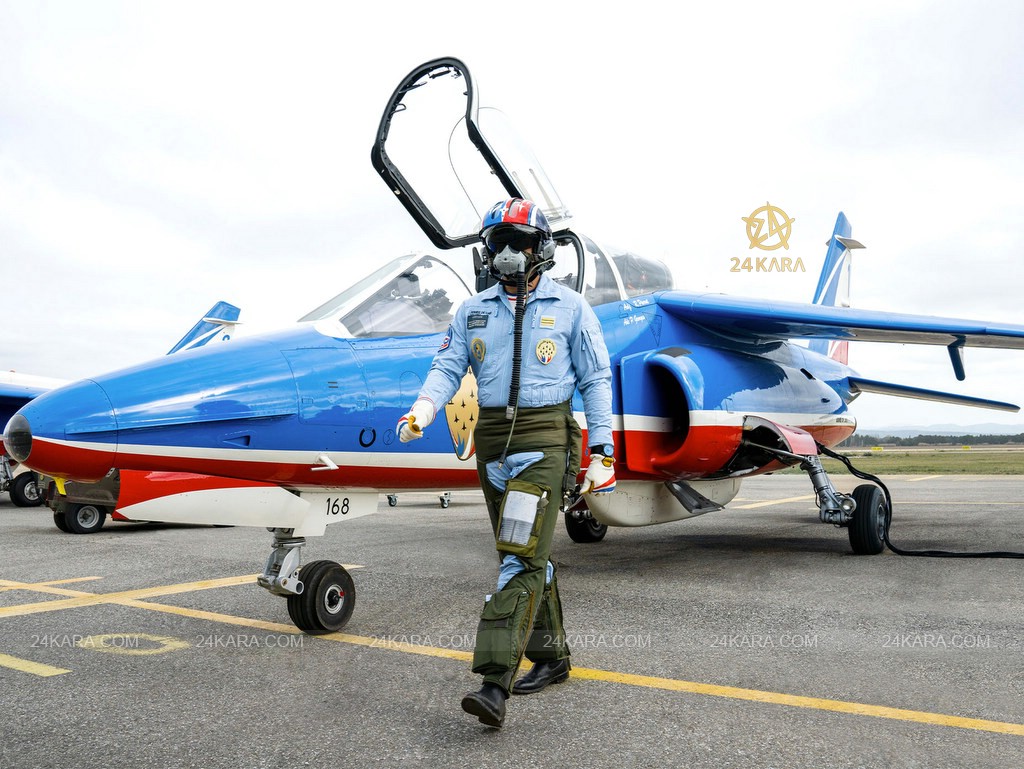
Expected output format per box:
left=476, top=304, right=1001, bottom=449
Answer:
left=748, top=441, right=891, bottom=555
left=258, top=527, right=356, bottom=634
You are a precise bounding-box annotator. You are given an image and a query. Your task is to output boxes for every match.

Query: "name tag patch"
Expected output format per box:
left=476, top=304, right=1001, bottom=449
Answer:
left=467, top=312, right=490, bottom=330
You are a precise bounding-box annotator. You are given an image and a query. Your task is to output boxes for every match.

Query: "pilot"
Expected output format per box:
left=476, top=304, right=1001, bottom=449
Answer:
left=396, top=197, right=616, bottom=728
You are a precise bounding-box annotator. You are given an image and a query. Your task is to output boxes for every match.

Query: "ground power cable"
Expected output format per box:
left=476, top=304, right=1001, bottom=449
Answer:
left=817, top=444, right=1024, bottom=559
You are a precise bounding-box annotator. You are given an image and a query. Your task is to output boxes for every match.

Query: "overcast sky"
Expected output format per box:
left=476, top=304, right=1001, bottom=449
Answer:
left=2, top=0, right=1023, bottom=431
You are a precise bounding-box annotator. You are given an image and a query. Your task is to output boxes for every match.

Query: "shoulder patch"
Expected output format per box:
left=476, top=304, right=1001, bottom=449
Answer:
left=438, top=326, right=452, bottom=352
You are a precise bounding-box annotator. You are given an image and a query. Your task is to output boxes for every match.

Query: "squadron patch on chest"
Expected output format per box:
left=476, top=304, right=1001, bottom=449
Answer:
left=471, top=337, right=486, bottom=363
left=536, top=339, right=556, bottom=365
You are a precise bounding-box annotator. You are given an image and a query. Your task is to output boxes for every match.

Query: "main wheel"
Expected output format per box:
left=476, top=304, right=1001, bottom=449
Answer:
left=287, top=560, right=356, bottom=635
left=52, top=511, right=71, bottom=533
left=564, top=511, right=608, bottom=543
left=10, top=473, right=43, bottom=507
left=848, top=484, right=889, bottom=555
left=64, top=503, right=108, bottom=534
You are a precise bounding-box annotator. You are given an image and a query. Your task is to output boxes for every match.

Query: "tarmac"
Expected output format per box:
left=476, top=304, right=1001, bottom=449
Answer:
left=1, top=474, right=1022, bottom=768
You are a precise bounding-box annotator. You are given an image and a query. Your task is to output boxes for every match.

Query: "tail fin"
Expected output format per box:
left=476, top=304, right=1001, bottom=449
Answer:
left=808, top=212, right=864, bottom=364
left=166, top=301, right=241, bottom=354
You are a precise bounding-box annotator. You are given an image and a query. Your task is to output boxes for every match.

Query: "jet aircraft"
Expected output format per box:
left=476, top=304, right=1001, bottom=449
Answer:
left=3, top=302, right=241, bottom=525
left=5, top=58, right=1024, bottom=636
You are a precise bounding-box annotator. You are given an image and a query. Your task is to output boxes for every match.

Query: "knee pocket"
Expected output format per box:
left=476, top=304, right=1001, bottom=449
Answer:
left=472, top=589, right=533, bottom=676
left=496, top=479, right=550, bottom=558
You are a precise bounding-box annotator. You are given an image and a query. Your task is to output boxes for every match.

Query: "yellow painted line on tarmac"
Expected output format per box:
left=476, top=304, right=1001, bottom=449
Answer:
left=732, top=494, right=815, bottom=509
left=3, top=572, right=1024, bottom=735
left=322, top=631, right=474, bottom=663
left=0, top=576, right=103, bottom=594
left=0, top=652, right=70, bottom=677
left=907, top=475, right=943, bottom=483
left=0, top=566, right=363, bottom=618
left=568, top=667, right=1024, bottom=736
left=116, top=599, right=306, bottom=633
left=65, top=594, right=1024, bottom=737
left=0, top=575, right=261, bottom=617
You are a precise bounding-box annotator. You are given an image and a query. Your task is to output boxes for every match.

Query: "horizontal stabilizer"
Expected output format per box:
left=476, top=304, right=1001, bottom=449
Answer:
left=848, top=377, right=1019, bottom=412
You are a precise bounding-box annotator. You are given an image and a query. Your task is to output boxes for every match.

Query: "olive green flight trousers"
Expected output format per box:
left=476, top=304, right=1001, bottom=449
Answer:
left=470, top=401, right=582, bottom=693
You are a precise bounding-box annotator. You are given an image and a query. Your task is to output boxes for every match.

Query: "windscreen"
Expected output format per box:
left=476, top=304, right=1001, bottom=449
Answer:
left=301, top=255, right=472, bottom=338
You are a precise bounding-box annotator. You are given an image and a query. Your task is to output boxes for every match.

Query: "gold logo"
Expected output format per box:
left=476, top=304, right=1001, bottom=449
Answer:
left=742, top=203, right=794, bottom=251
left=444, top=369, right=479, bottom=461
left=471, top=337, right=486, bottom=363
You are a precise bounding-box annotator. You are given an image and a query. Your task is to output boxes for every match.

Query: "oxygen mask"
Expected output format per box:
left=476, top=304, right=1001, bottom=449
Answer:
left=491, top=245, right=529, bottom=279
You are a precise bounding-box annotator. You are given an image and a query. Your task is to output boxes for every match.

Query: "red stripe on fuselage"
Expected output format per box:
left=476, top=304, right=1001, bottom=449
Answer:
left=25, top=438, right=117, bottom=482
left=32, top=419, right=855, bottom=490
left=117, top=470, right=279, bottom=510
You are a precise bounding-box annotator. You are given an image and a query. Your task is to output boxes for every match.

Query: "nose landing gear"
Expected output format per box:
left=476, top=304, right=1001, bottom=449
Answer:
left=258, top=527, right=356, bottom=634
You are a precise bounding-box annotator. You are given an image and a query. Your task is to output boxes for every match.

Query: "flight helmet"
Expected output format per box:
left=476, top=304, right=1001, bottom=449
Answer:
left=479, top=198, right=556, bottom=277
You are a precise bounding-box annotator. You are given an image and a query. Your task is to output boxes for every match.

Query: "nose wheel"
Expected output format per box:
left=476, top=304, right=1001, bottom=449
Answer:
left=259, top=528, right=357, bottom=634
left=286, top=560, right=356, bottom=635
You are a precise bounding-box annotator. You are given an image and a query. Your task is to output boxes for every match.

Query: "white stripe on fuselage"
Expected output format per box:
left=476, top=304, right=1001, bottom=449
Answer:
left=35, top=408, right=854, bottom=470
left=576, top=409, right=855, bottom=433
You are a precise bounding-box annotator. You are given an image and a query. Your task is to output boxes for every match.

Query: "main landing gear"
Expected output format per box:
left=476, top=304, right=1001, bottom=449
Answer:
left=801, top=453, right=891, bottom=554
left=750, top=441, right=892, bottom=555
left=564, top=504, right=608, bottom=543
left=258, top=528, right=355, bottom=634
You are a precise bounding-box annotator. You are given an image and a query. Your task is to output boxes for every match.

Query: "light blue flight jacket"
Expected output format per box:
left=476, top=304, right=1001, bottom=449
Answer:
left=417, top=273, right=614, bottom=447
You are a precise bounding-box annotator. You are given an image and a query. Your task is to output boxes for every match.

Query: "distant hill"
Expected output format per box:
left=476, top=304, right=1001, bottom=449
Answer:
left=854, top=423, right=1024, bottom=439
left=842, top=423, right=1024, bottom=447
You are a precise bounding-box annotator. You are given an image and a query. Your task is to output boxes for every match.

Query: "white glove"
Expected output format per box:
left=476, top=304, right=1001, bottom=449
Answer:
left=580, top=454, right=616, bottom=494
left=397, top=398, right=435, bottom=443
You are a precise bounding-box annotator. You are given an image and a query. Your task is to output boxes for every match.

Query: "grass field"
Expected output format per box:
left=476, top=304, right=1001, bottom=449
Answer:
left=779, top=447, right=1024, bottom=475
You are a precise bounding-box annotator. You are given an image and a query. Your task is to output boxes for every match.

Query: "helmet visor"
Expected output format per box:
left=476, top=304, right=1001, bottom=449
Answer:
left=483, top=224, right=542, bottom=255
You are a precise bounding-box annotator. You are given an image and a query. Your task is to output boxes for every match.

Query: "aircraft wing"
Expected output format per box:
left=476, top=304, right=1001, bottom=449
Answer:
left=657, top=291, right=1024, bottom=350
left=1, top=377, right=62, bottom=433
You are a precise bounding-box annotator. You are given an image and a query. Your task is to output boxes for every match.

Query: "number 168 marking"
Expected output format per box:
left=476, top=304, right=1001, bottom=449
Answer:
left=326, top=497, right=351, bottom=516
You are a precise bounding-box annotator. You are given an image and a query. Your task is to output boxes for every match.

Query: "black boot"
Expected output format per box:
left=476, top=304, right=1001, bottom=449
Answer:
left=460, top=682, right=507, bottom=727
left=511, top=658, right=570, bottom=695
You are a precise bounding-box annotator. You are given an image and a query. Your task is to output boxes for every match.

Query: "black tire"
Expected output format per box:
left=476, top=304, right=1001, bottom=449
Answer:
left=53, top=511, right=72, bottom=533
left=848, top=484, right=889, bottom=555
left=387, top=495, right=398, bottom=507
left=439, top=494, right=450, bottom=509
left=64, top=503, right=108, bottom=534
left=564, top=511, right=608, bottom=543
left=10, top=473, right=43, bottom=507
left=287, top=560, right=356, bottom=635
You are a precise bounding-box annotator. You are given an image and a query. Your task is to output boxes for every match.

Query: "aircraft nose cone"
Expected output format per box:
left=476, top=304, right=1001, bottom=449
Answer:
left=3, top=414, right=32, bottom=463
left=8, top=379, right=118, bottom=481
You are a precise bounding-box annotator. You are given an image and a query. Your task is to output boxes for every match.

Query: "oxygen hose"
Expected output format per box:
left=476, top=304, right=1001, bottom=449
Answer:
left=497, top=268, right=530, bottom=468
left=506, top=268, right=527, bottom=420
left=817, top=443, right=1024, bottom=559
